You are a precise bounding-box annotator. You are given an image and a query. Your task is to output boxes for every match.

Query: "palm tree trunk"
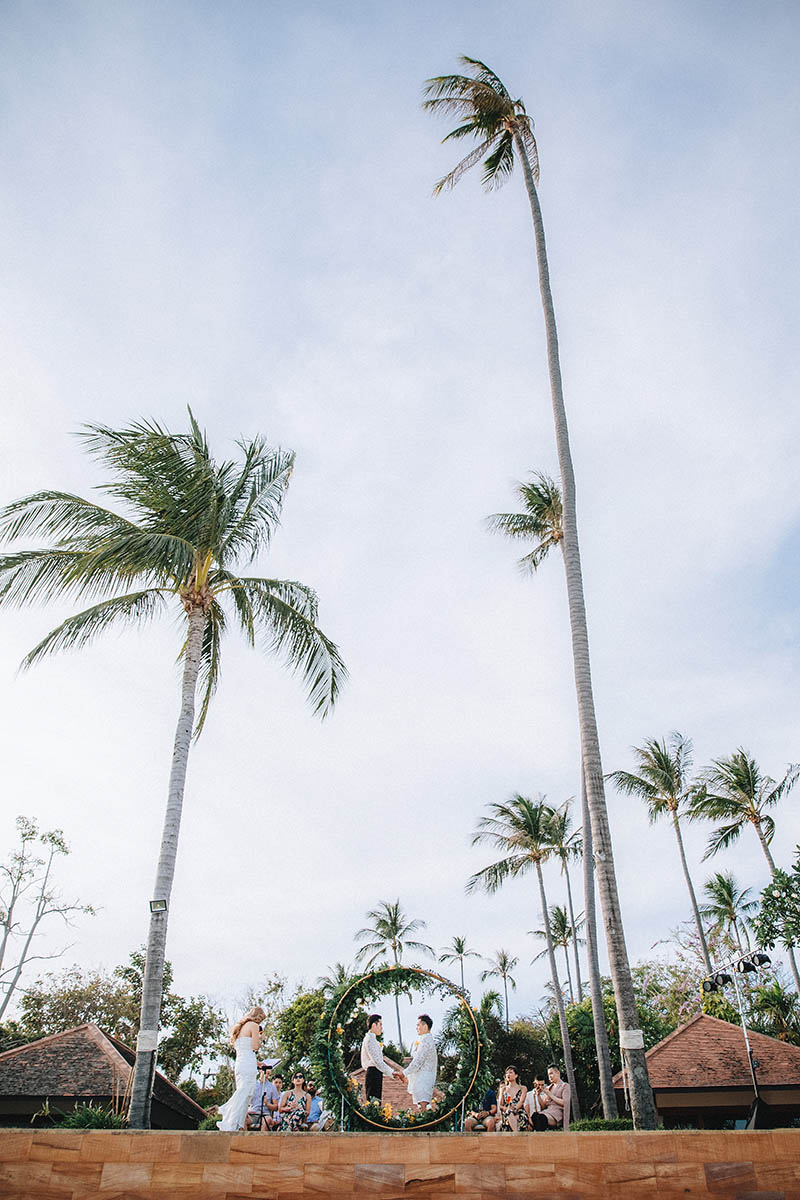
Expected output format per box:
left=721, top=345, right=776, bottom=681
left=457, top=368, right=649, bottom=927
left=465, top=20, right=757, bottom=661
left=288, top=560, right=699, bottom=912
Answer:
left=753, top=823, right=800, bottom=995
left=128, top=607, right=206, bottom=1129
left=503, top=976, right=510, bottom=1033
left=672, top=810, right=713, bottom=974
left=392, top=946, right=404, bottom=1051
left=460, top=958, right=465, bottom=991
left=562, top=861, right=583, bottom=1002
left=580, top=769, right=616, bottom=1118
left=514, top=132, right=656, bottom=1128
left=535, top=861, right=581, bottom=1120
left=563, top=944, right=575, bottom=1004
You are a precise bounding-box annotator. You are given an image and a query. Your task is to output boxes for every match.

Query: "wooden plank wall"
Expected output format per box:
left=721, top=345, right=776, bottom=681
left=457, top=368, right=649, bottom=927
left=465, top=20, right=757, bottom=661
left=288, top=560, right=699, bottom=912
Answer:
left=1, top=1128, right=799, bottom=1198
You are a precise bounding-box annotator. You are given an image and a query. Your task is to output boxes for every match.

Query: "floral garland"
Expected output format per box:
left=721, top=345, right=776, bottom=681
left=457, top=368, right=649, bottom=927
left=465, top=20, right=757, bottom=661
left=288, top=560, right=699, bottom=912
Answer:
left=309, top=964, right=492, bottom=1131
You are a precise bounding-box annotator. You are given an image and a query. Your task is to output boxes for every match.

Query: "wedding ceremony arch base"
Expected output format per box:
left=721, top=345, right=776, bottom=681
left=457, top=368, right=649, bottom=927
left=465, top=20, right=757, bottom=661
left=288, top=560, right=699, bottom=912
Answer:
left=310, top=964, right=491, bottom=1131
left=2, top=1128, right=800, bottom=1199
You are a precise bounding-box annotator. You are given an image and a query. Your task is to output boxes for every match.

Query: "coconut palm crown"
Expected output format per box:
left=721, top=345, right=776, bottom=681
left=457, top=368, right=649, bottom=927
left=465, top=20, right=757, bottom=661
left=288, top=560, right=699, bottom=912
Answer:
left=486, top=473, right=563, bottom=572
left=439, top=935, right=481, bottom=991
left=0, top=413, right=347, bottom=1126
left=699, top=872, right=757, bottom=952
left=609, top=733, right=712, bottom=974
left=423, top=56, right=539, bottom=194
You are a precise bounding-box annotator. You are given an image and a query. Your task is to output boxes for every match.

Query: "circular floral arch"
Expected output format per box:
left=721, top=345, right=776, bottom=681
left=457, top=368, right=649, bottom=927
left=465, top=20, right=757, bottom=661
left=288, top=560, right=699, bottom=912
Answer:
left=310, top=964, right=492, bottom=1130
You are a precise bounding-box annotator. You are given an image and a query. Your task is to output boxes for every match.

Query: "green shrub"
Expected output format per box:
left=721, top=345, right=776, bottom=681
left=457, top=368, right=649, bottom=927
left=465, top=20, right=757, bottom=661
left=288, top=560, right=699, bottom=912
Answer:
left=197, top=1113, right=220, bottom=1130
left=60, top=1103, right=127, bottom=1129
left=569, top=1117, right=635, bottom=1131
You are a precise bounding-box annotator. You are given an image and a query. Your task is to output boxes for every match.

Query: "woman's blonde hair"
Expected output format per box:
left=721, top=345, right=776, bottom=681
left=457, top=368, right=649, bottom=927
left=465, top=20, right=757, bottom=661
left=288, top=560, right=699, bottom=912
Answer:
left=231, top=1006, right=266, bottom=1043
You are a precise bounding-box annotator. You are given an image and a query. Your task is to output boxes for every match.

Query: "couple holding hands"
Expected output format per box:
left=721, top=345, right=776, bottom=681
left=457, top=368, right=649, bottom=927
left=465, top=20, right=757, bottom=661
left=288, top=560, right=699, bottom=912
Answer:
left=360, top=1012, right=438, bottom=1111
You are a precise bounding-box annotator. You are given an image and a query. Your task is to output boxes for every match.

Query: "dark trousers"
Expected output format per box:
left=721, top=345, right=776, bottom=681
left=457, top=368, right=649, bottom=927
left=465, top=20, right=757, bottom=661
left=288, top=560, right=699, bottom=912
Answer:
left=365, top=1066, right=383, bottom=1101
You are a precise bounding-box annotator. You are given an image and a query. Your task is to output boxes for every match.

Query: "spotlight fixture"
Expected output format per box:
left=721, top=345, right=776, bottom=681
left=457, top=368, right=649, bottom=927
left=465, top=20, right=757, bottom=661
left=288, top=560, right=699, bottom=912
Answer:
left=713, top=972, right=733, bottom=987
left=752, top=952, right=771, bottom=968
left=701, top=978, right=719, bottom=994
left=149, top=898, right=168, bottom=913
left=736, top=958, right=758, bottom=974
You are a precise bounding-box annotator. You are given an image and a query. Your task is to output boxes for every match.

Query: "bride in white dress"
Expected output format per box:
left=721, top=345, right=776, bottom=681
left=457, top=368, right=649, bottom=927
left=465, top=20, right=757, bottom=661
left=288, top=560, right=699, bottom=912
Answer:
left=217, top=1006, right=265, bottom=1131
left=404, top=1014, right=438, bottom=1111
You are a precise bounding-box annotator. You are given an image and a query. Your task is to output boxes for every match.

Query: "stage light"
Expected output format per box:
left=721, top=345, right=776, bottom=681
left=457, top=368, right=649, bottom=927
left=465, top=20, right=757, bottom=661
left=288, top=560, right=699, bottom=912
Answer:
left=713, top=972, right=733, bottom=987
left=736, top=959, right=757, bottom=974
left=752, top=952, right=771, bottom=968
left=701, top=978, right=719, bottom=994
left=149, top=898, right=168, bottom=913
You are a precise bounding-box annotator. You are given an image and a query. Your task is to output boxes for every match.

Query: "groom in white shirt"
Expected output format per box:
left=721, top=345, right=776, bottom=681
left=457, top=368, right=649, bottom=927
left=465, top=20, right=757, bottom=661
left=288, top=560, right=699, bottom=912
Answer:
left=360, top=1014, right=403, bottom=1102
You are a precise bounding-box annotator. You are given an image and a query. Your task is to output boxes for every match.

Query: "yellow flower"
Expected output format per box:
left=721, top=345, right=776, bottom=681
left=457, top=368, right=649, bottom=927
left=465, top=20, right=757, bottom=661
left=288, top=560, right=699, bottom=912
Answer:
left=336, top=1025, right=344, bottom=1035
left=382, top=1103, right=393, bottom=1119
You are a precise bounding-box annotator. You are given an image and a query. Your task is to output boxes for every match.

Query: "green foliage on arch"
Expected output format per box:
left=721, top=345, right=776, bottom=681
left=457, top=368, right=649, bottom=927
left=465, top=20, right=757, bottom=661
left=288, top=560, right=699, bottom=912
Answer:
left=310, top=964, right=493, bottom=1130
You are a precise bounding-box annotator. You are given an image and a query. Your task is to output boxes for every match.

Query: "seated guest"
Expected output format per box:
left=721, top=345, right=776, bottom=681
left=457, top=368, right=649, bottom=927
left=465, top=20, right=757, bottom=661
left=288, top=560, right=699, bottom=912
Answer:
left=497, top=1064, right=530, bottom=1131
left=464, top=1082, right=497, bottom=1131
left=539, top=1064, right=571, bottom=1130
left=279, top=1070, right=311, bottom=1130
left=248, top=1063, right=279, bottom=1130
left=269, top=1075, right=283, bottom=1129
left=524, top=1074, right=549, bottom=1131
left=307, top=1082, right=334, bottom=1131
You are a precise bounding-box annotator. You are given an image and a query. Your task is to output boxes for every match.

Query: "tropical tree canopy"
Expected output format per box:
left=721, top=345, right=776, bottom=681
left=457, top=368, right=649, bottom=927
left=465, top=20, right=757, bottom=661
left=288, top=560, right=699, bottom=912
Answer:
left=699, top=871, right=757, bottom=949
left=608, top=733, right=695, bottom=822
left=0, top=413, right=347, bottom=730
left=423, top=55, right=539, bottom=193
left=690, top=749, right=799, bottom=861
left=353, top=900, right=434, bottom=967
left=486, top=472, right=563, bottom=572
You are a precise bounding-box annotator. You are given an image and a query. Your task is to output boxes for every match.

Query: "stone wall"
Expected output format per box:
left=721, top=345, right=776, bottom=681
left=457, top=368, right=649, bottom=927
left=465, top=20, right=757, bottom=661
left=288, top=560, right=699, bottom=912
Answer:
left=1, top=1127, right=799, bottom=1198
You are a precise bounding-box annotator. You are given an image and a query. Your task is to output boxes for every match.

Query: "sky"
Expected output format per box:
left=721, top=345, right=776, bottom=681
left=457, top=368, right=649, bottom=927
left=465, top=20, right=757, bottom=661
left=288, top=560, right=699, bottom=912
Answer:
left=1, top=0, right=799, bottom=1041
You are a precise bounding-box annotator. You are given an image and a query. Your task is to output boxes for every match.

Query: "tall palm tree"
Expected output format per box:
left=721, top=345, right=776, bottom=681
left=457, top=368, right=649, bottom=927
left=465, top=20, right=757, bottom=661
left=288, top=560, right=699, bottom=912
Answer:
left=479, top=949, right=518, bottom=1032
left=439, top=935, right=481, bottom=991
left=691, top=749, right=800, bottom=992
left=0, top=414, right=346, bottom=1127
left=467, top=794, right=580, bottom=1118
left=699, top=872, right=757, bottom=952
left=609, top=733, right=712, bottom=974
left=487, top=475, right=615, bottom=1115
left=530, top=905, right=584, bottom=1005
left=548, top=800, right=585, bottom=1001
left=425, top=55, right=655, bottom=1128
left=354, top=900, right=434, bottom=1049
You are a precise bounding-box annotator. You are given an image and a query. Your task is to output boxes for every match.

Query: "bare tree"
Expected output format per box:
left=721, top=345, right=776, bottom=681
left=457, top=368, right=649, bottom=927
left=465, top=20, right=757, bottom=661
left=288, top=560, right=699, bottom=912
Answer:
left=0, top=816, right=94, bottom=1019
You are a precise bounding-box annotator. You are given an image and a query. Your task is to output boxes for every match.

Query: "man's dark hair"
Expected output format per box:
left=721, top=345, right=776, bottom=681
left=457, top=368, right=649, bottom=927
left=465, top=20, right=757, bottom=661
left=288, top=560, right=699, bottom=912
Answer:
left=547, top=1063, right=562, bottom=1073
left=418, top=1013, right=433, bottom=1031
left=367, top=1013, right=382, bottom=1029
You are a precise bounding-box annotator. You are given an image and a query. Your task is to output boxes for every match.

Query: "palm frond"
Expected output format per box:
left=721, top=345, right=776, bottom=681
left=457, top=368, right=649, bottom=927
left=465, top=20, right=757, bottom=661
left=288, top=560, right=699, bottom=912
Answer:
left=432, top=136, right=497, bottom=195
left=242, top=578, right=347, bottom=718
left=21, top=590, right=168, bottom=668
left=481, top=131, right=515, bottom=189
left=703, top=821, right=743, bottom=860
left=466, top=853, right=530, bottom=895
left=194, top=602, right=224, bottom=736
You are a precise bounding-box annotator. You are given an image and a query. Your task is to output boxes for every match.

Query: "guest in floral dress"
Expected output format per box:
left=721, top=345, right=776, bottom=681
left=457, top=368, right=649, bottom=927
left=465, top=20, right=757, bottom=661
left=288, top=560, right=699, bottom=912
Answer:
left=497, top=1065, right=530, bottom=1131
left=278, top=1071, right=311, bottom=1130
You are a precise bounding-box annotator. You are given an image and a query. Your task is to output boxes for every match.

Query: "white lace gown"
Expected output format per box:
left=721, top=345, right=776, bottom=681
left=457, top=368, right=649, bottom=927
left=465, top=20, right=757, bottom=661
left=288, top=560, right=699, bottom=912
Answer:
left=217, top=1036, right=257, bottom=1131
left=405, top=1032, right=438, bottom=1105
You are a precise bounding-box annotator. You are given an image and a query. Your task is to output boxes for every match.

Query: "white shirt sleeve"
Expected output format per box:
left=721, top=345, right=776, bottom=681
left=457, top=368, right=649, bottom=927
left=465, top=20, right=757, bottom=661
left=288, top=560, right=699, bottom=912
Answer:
left=362, top=1031, right=394, bottom=1076
left=406, top=1033, right=436, bottom=1078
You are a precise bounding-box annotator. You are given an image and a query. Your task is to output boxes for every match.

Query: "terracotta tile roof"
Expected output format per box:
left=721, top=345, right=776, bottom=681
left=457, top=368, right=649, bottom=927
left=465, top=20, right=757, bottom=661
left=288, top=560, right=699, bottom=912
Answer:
left=0, top=1023, right=205, bottom=1122
left=350, top=1066, right=415, bottom=1109
left=612, top=1013, right=800, bottom=1090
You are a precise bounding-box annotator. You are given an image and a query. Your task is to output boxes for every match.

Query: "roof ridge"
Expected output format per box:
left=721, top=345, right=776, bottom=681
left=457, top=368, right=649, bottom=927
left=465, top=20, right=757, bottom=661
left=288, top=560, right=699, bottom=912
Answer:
left=0, top=1022, right=96, bottom=1061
